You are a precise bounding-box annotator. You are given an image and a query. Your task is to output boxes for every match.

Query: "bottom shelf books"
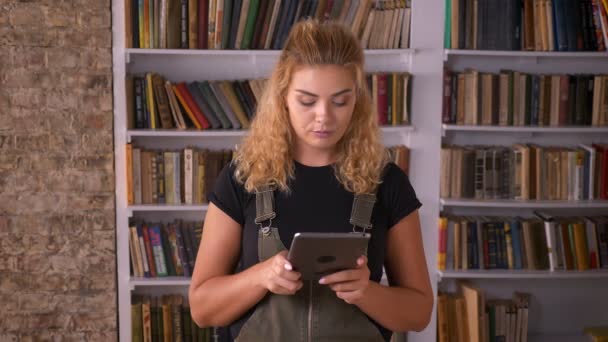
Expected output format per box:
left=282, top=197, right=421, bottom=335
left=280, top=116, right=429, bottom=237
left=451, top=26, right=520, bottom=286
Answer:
left=437, top=282, right=530, bottom=342
left=131, top=294, right=213, bottom=342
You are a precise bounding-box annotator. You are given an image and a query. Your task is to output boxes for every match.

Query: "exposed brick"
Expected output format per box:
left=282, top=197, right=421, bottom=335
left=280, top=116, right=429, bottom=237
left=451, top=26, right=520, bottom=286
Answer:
left=45, top=90, right=79, bottom=110
left=21, top=253, right=52, bottom=273
left=0, top=273, right=31, bottom=292
left=9, top=3, right=46, bottom=27
left=46, top=6, right=77, bottom=28
left=8, top=88, right=44, bottom=108
left=25, top=313, right=73, bottom=330
left=0, top=333, right=18, bottom=342
left=3, top=0, right=116, bottom=336
left=47, top=47, right=80, bottom=69
left=0, top=6, right=9, bottom=26
left=76, top=10, right=111, bottom=29
left=10, top=47, right=47, bottom=69
left=19, top=293, right=51, bottom=311
left=0, top=314, right=25, bottom=332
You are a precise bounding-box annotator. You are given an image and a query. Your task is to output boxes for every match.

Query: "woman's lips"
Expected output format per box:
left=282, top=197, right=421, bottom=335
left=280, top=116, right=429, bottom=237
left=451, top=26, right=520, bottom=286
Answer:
left=312, top=130, right=333, bottom=138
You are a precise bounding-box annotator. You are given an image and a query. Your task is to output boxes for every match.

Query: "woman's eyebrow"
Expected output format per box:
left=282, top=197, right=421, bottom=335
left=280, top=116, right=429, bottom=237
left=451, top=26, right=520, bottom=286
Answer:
left=295, top=88, right=353, bottom=97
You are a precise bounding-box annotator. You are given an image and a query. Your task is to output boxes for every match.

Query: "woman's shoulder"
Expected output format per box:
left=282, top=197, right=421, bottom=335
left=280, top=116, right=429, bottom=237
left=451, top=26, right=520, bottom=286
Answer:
left=380, top=162, right=408, bottom=183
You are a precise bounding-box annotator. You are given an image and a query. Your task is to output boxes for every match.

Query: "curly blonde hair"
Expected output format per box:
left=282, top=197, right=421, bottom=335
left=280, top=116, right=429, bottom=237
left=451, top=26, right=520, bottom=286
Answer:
left=233, top=20, right=388, bottom=195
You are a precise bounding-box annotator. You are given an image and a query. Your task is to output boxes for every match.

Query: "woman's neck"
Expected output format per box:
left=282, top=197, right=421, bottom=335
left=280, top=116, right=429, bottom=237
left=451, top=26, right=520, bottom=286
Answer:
left=293, top=146, right=337, bottom=167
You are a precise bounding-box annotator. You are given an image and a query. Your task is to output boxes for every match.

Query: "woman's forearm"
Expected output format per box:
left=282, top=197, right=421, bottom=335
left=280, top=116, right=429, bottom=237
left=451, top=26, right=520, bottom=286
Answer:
left=355, top=282, right=434, bottom=333
left=189, top=263, right=268, bottom=327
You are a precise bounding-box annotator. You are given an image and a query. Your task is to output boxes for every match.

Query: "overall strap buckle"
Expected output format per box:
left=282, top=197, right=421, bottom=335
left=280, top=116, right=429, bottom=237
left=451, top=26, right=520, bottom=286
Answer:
left=255, top=184, right=276, bottom=234
left=350, top=193, right=376, bottom=233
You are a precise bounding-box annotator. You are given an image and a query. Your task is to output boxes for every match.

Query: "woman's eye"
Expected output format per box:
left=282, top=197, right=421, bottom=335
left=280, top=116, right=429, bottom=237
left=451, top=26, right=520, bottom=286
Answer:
left=333, top=99, right=347, bottom=107
left=299, top=100, right=315, bottom=107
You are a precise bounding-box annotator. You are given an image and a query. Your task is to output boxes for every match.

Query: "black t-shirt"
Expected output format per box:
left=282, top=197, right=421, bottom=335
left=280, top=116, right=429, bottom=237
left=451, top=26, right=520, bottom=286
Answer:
left=208, top=160, right=422, bottom=340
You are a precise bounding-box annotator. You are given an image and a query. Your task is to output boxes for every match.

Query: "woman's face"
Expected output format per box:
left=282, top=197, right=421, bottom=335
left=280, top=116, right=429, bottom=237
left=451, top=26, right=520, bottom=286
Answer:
left=285, top=65, right=356, bottom=159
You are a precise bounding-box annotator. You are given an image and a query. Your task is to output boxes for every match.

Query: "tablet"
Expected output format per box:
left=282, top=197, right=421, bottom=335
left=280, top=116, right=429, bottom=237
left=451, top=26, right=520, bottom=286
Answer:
left=287, top=232, right=370, bottom=281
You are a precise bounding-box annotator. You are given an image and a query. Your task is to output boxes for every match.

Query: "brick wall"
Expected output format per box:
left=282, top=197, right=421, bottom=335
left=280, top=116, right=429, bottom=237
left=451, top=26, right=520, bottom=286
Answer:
left=0, top=1, right=116, bottom=340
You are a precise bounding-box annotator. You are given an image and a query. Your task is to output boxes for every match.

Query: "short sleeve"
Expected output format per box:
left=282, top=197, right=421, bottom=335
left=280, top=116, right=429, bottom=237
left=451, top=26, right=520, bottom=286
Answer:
left=380, top=163, right=422, bottom=228
left=207, top=163, right=246, bottom=225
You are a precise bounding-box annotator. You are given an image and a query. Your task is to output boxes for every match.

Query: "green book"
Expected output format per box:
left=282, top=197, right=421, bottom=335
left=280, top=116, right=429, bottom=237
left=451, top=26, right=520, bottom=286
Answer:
left=221, top=0, right=233, bottom=49
left=241, top=0, right=261, bottom=49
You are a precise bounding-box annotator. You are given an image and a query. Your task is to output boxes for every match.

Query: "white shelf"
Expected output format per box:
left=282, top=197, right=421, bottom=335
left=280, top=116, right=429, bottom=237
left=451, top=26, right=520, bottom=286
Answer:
left=440, top=199, right=608, bottom=209
left=445, top=49, right=608, bottom=59
left=127, top=204, right=209, bottom=215
left=129, top=277, right=191, bottom=289
left=438, top=269, right=608, bottom=280
left=380, top=125, right=415, bottom=133
left=126, top=48, right=415, bottom=57
left=127, top=129, right=248, bottom=140
left=442, top=124, right=608, bottom=135
left=127, top=126, right=414, bottom=140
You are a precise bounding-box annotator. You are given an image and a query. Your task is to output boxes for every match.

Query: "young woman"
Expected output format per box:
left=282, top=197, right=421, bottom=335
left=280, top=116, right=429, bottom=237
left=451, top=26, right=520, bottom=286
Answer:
left=189, top=20, right=433, bottom=341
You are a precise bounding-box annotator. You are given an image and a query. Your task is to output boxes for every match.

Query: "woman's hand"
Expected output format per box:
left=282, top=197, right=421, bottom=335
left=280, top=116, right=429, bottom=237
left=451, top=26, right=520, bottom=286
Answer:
left=319, top=255, right=370, bottom=304
left=255, top=251, right=303, bottom=295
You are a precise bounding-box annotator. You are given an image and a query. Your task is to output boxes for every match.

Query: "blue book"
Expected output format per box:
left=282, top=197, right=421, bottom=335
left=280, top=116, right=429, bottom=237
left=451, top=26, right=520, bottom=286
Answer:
left=511, top=220, right=523, bottom=269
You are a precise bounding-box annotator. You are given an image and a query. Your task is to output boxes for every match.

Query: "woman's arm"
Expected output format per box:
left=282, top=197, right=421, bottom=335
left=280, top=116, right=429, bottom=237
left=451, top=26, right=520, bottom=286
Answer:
left=188, top=203, right=267, bottom=327
left=321, top=210, right=434, bottom=332
left=356, top=210, right=434, bottom=332
left=189, top=203, right=303, bottom=327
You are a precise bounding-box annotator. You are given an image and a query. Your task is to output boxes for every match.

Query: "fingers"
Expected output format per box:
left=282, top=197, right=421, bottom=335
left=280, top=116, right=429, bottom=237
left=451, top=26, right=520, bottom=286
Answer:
left=263, top=251, right=303, bottom=295
left=328, top=280, right=365, bottom=292
left=318, top=255, right=369, bottom=285
left=269, top=277, right=303, bottom=295
left=273, top=254, right=301, bottom=282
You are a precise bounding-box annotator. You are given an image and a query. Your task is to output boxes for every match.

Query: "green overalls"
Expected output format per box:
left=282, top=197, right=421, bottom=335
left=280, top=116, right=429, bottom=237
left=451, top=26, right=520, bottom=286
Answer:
left=234, top=186, right=386, bottom=342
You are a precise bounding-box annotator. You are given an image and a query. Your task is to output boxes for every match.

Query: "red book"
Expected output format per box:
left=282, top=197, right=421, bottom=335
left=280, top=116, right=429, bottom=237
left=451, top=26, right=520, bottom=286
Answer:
left=141, top=225, right=157, bottom=277
left=175, top=83, right=211, bottom=129
left=377, top=74, right=388, bottom=125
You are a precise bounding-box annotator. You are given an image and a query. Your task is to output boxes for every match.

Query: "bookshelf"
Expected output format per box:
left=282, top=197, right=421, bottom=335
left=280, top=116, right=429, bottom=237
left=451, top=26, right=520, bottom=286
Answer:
left=440, top=1, right=608, bottom=340
left=113, top=1, right=430, bottom=341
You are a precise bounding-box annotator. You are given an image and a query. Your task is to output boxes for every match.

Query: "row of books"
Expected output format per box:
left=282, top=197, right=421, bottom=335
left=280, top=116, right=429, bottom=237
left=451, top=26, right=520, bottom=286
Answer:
left=437, top=284, right=531, bottom=342
left=126, top=74, right=261, bottom=130
left=125, top=145, right=233, bottom=205
left=129, top=220, right=203, bottom=278
left=444, top=0, right=608, bottom=51
left=126, top=145, right=409, bottom=205
left=442, top=70, right=608, bottom=127
left=131, top=294, right=213, bottom=342
left=126, top=72, right=412, bottom=130
left=126, top=0, right=412, bottom=50
left=440, top=144, right=608, bottom=201
left=438, top=215, right=608, bottom=271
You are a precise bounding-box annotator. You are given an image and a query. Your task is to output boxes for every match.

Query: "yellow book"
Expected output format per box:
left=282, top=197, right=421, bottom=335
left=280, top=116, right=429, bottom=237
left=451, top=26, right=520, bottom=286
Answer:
left=220, top=81, right=250, bottom=129
left=572, top=222, right=590, bottom=271
left=145, top=73, right=157, bottom=129
left=438, top=217, right=448, bottom=271
left=126, top=143, right=134, bottom=205
left=584, top=326, right=608, bottom=342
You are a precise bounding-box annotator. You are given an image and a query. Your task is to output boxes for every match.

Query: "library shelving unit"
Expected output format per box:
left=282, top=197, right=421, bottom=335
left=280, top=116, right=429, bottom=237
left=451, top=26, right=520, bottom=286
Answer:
left=111, top=1, right=439, bottom=341
left=440, top=23, right=608, bottom=342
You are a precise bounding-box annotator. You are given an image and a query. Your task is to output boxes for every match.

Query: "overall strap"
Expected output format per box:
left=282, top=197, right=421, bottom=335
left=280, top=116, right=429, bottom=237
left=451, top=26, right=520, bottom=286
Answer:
left=254, top=184, right=276, bottom=225
left=350, top=193, right=377, bottom=232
